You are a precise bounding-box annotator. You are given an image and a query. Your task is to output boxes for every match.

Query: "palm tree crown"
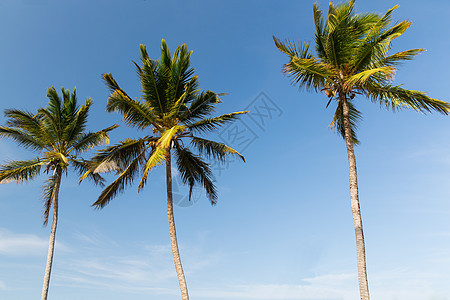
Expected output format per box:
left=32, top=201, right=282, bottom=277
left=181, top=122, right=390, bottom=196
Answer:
left=85, top=39, right=247, bottom=207
left=274, top=0, right=449, bottom=143
left=0, top=87, right=116, bottom=223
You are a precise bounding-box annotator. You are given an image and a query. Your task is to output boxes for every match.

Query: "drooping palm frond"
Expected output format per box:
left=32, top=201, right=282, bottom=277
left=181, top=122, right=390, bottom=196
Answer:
left=86, top=138, right=152, bottom=175
left=190, top=137, right=245, bottom=163
left=174, top=143, right=217, bottom=204
left=363, top=84, right=450, bottom=114
left=92, top=146, right=147, bottom=208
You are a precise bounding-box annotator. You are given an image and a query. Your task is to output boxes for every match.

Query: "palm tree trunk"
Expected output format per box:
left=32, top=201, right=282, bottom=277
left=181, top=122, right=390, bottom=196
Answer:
left=166, top=152, right=189, bottom=300
left=41, top=167, right=62, bottom=300
left=341, top=95, right=370, bottom=300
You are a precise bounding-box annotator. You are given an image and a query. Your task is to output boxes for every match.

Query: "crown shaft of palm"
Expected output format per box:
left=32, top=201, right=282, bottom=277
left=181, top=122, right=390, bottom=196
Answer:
left=274, top=1, right=449, bottom=300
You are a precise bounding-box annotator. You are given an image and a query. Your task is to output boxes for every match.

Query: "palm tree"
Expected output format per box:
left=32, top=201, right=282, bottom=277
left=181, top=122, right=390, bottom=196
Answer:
left=0, top=87, right=117, bottom=300
left=273, top=1, right=450, bottom=299
left=83, top=40, right=247, bottom=300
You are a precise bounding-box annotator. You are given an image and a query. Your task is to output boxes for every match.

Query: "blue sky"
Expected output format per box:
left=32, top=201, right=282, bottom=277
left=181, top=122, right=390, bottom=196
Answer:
left=1, top=0, right=450, bottom=299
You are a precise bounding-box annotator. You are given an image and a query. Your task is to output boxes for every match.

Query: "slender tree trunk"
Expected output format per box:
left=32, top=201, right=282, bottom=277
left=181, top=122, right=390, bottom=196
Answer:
left=166, top=152, right=189, bottom=300
left=41, top=167, right=62, bottom=300
left=340, top=95, right=370, bottom=300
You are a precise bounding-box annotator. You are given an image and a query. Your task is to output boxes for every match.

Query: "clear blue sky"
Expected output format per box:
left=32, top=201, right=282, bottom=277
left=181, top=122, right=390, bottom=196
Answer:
left=1, top=0, right=449, bottom=299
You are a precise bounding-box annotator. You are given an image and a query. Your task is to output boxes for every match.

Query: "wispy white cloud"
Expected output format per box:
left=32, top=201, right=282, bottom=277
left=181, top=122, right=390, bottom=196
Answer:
left=0, top=228, right=68, bottom=256
left=0, top=228, right=46, bottom=256
left=191, top=273, right=358, bottom=299
left=0, top=280, right=6, bottom=290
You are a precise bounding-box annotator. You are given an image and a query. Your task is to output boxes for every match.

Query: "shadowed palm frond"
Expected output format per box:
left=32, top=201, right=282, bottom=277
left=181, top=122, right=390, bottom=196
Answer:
left=86, top=138, right=151, bottom=176
left=92, top=147, right=147, bottom=208
left=174, top=143, right=217, bottom=204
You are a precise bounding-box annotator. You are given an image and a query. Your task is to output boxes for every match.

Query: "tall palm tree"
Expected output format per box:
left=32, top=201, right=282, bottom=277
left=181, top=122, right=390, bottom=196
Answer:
left=0, top=87, right=117, bottom=300
left=83, top=40, right=247, bottom=300
left=274, top=1, right=450, bottom=299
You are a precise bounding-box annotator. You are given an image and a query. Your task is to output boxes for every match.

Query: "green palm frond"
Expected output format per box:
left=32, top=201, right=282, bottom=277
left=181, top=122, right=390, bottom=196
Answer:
left=187, top=111, right=248, bottom=133
left=62, top=97, right=92, bottom=144
left=273, top=36, right=311, bottom=59
left=138, top=147, right=167, bottom=191
left=4, top=109, right=45, bottom=139
left=167, top=75, right=199, bottom=118
left=166, top=42, right=195, bottom=108
left=190, top=137, right=245, bottom=162
left=104, top=73, right=160, bottom=130
left=285, top=56, right=334, bottom=91
left=139, top=44, right=166, bottom=115
left=379, top=49, right=425, bottom=67
left=0, top=158, right=45, bottom=183
left=363, top=84, right=450, bottom=114
left=69, top=124, right=119, bottom=154
left=45, top=87, right=63, bottom=132
left=183, top=91, right=221, bottom=122
left=174, top=143, right=217, bottom=204
left=86, top=138, right=150, bottom=176
left=0, top=126, right=46, bottom=151
left=92, top=147, right=147, bottom=208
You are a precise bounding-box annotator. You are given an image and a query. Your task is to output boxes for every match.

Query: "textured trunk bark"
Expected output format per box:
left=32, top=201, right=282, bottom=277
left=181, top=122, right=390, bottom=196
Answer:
left=341, top=95, right=370, bottom=300
left=41, top=167, right=62, bottom=300
left=166, top=152, right=189, bottom=300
